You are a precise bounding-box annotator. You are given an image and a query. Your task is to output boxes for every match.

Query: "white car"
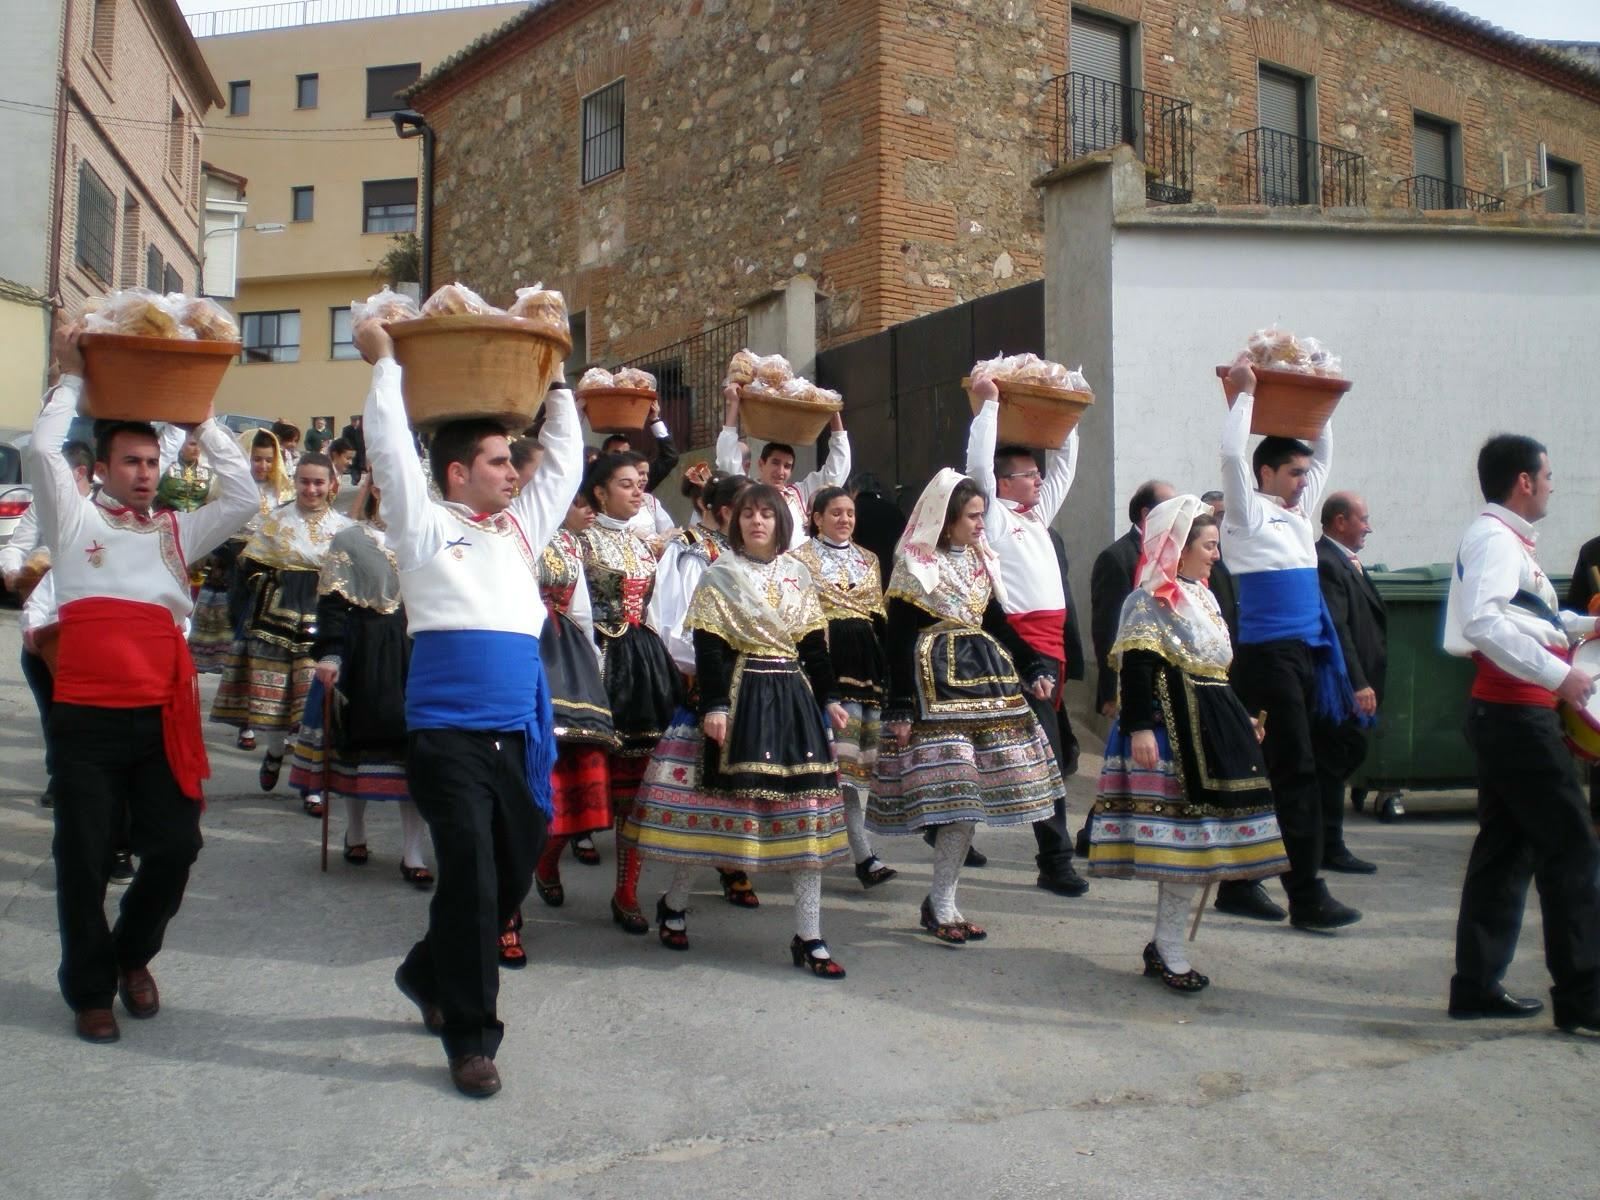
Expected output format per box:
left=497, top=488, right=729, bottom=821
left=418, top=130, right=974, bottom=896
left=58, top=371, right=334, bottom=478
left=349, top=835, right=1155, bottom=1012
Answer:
left=0, top=430, right=32, bottom=560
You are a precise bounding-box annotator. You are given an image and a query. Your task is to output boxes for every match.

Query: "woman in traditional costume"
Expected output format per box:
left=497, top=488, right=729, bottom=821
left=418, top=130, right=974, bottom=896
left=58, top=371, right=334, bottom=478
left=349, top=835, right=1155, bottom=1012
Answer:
left=155, top=430, right=216, bottom=513
left=211, top=452, right=351, bottom=800
left=625, top=484, right=852, bottom=976
left=789, top=486, right=897, bottom=888
left=506, top=491, right=619, bottom=963
left=577, top=452, right=684, bottom=935
left=1087, top=496, right=1287, bottom=992
left=190, top=429, right=291, bottom=682
left=868, top=469, right=1063, bottom=944
left=286, top=478, right=431, bottom=887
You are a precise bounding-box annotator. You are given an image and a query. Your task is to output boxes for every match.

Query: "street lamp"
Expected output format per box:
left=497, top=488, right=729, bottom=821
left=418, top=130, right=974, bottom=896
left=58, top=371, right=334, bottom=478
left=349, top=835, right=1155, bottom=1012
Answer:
left=391, top=109, right=434, bottom=296
left=204, top=222, right=286, bottom=240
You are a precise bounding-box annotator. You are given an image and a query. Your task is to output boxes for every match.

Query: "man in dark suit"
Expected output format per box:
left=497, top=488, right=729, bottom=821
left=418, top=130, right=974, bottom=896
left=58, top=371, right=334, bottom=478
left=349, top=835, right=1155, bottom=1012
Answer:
left=1314, top=491, right=1387, bottom=874
left=848, top=471, right=907, bottom=580
left=1090, top=480, right=1174, bottom=716
left=1564, top=535, right=1600, bottom=829
left=339, top=415, right=366, bottom=482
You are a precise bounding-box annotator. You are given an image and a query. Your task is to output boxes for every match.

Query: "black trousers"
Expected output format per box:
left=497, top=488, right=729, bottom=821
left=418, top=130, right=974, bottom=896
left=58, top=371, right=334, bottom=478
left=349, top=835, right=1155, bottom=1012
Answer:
left=50, top=704, right=203, bottom=1011
left=1313, top=719, right=1369, bottom=856
left=1026, top=691, right=1076, bottom=873
left=1453, top=701, right=1600, bottom=1006
left=399, top=729, right=546, bottom=1060
left=1230, top=640, right=1325, bottom=906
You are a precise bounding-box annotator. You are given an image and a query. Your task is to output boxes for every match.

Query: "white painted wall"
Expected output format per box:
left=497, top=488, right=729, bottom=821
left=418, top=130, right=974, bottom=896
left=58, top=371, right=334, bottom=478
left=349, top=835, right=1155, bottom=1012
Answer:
left=0, top=0, right=65, bottom=289
left=1110, top=226, right=1600, bottom=573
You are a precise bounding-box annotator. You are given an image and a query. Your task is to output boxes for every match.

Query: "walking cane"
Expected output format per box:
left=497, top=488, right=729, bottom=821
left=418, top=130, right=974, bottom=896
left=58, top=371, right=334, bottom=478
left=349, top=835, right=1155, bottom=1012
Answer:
left=1189, top=883, right=1212, bottom=941
left=319, top=682, right=333, bottom=873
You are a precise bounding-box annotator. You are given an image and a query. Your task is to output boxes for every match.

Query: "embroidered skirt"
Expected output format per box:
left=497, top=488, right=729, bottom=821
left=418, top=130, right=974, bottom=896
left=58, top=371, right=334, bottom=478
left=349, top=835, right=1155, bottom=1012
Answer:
left=834, top=700, right=881, bottom=792
left=599, top=623, right=683, bottom=755
left=210, top=567, right=319, bottom=731
left=868, top=714, right=1061, bottom=833
left=549, top=745, right=612, bottom=837
left=287, top=678, right=409, bottom=803
left=623, top=662, right=849, bottom=871
left=543, top=610, right=617, bottom=748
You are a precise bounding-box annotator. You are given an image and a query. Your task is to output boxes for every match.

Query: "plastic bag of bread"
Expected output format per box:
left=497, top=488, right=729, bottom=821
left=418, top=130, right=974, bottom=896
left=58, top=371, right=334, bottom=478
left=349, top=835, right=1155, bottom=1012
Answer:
left=420, top=281, right=500, bottom=318
left=754, top=353, right=794, bottom=388
left=177, top=296, right=240, bottom=342
left=777, top=377, right=814, bottom=402
left=508, top=284, right=570, bottom=339
left=576, top=367, right=615, bottom=393
left=84, top=288, right=188, bottom=339
left=352, top=287, right=422, bottom=326
left=725, top=348, right=760, bottom=387
left=613, top=367, right=657, bottom=393
left=1242, top=326, right=1342, bottom=377
left=812, top=386, right=843, bottom=406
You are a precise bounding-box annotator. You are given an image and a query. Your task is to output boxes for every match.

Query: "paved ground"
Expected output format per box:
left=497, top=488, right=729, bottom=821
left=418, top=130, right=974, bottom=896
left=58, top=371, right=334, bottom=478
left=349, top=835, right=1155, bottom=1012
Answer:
left=0, top=618, right=1595, bottom=1199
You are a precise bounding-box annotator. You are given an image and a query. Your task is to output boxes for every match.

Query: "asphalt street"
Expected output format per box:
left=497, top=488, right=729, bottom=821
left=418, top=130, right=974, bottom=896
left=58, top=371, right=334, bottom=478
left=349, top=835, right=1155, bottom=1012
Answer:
left=0, top=619, right=1595, bottom=1200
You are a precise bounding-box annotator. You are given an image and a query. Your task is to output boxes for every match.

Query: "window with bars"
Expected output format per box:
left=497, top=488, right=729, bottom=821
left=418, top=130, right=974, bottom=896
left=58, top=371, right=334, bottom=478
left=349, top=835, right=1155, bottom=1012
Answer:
left=163, top=265, right=182, bottom=295
left=367, top=63, right=420, bottom=118
left=581, top=78, right=625, bottom=184
left=1546, top=155, right=1582, bottom=214
left=146, top=245, right=164, bottom=292
left=330, top=308, right=359, bottom=360
left=229, top=81, right=250, bottom=117
left=362, top=178, right=416, bottom=233
left=297, top=73, right=319, bottom=110
left=75, top=162, right=115, bottom=283
left=292, top=186, right=315, bottom=221
left=119, top=193, right=141, bottom=286
left=91, top=0, right=115, bottom=65
left=167, top=101, right=185, bottom=178
left=241, top=311, right=301, bottom=364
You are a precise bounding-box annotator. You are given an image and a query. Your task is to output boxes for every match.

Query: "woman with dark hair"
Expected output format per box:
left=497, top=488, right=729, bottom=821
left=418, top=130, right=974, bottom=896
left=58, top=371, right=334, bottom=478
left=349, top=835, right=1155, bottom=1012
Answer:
left=625, top=484, right=852, bottom=975
left=577, top=451, right=685, bottom=934
left=868, top=469, right=1064, bottom=944
left=212, top=452, right=351, bottom=801
left=789, top=485, right=897, bottom=887
left=286, top=476, right=431, bottom=886
left=1088, top=496, right=1286, bottom=992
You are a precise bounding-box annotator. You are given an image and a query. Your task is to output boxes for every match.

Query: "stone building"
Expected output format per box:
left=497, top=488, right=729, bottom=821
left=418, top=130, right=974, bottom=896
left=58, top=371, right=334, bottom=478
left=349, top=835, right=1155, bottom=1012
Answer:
left=409, top=0, right=1600, bottom=440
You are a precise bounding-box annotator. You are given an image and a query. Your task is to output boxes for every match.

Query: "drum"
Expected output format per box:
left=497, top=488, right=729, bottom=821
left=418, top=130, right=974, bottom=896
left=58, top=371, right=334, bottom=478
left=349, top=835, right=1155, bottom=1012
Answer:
left=1559, top=638, right=1600, bottom=761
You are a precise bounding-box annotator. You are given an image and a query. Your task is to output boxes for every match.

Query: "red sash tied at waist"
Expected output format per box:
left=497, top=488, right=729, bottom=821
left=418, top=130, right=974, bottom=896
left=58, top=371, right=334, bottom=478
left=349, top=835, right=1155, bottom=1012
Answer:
left=55, top=597, right=210, bottom=801
left=1006, top=609, right=1067, bottom=708
left=1470, top=650, right=1563, bottom=709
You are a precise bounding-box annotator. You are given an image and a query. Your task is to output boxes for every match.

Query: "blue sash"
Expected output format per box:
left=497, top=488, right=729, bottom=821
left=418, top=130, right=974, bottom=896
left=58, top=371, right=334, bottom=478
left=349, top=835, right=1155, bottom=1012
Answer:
left=1237, top=568, right=1362, bottom=725
left=406, top=630, right=557, bottom=816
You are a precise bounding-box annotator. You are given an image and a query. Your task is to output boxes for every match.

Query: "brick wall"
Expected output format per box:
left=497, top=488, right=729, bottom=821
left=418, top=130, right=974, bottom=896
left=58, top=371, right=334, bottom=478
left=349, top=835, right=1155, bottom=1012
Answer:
left=418, top=0, right=1600, bottom=366
left=56, top=0, right=211, bottom=309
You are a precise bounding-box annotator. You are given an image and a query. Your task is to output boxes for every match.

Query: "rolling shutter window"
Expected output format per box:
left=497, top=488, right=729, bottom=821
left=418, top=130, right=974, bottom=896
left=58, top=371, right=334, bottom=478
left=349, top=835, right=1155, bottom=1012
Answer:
left=1070, top=14, right=1128, bottom=85
left=1413, top=117, right=1451, bottom=183
left=1258, top=68, right=1304, bottom=138
left=1546, top=160, right=1576, bottom=214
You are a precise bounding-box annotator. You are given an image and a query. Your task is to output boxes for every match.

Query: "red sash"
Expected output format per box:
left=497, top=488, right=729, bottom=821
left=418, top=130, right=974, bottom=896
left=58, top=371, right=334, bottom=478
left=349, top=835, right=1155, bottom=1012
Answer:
left=1470, top=651, right=1562, bottom=709
left=1006, top=610, right=1067, bottom=708
left=54, top=597, right=210, bottom=801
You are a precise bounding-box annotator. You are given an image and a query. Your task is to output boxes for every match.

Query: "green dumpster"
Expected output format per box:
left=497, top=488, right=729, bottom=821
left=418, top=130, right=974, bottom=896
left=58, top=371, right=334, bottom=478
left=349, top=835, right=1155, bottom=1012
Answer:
left=1350, top=564, right=1570, bottom=791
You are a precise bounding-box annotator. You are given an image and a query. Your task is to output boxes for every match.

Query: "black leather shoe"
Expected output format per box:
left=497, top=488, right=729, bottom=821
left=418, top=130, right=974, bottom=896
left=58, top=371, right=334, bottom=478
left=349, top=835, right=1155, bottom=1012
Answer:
left=1552, top=996, right=1600, bottom=1034
left=1323, top=848, right=1377, bottom=874
left=1036, top=865, right=1089, bottom=897
left=1448, top=987, right=1544, bottom=1020
left=1289, top=895, right=1362, bottom=932
left=1213, top=881, right=1286, bottom=922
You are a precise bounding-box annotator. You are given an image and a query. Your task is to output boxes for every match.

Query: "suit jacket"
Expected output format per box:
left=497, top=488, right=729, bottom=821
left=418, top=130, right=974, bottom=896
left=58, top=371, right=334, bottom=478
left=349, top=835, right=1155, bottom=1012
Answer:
left=1210, top=557, right=1240, bottom=648
left=1049, top=528, right=1086, bottom=682
left=1090, top=527, right=1142, bottom=708
left=1566, top=535, right=1600, bottom=612
left=340, top=423, right=366, bottom=477
left=853, top=490, right=907, bottom=581
left=1316, top=535, right=1388, bottom=703
left=644, top=428, right=680, bottom=494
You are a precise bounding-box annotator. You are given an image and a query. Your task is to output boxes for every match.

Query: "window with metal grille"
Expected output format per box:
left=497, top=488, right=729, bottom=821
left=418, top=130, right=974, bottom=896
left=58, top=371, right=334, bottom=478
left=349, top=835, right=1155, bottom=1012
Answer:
left=362, top=178, right=416, bottom=233
left=1412, top=115, right=1455, bottom=184
left=91, top=0, right=115, bottom=64
left=1545, top=155, right=1581, bottom=214
left=1257, top=65, right=1310, bottom=204
left=167, top=101, right=185, bottom=178
left=581, top=78, right=625, bottom=184
left=292, top=186, right=315, bottom=221
left=297, top=73, right=318, bottom=110
left=229, top=81, right=250, bottom=117
left=163, top=265, right=182, bottom=295
left=367, top=63, right=420, bottom=118
left=146, top=244, right=164, bottom=292
left=241, top=311, right=301, bottom=364
left=331, top=308, right=359, bottom=360
left=74, top=162, right=115, bottom=283
left=1068, top=13, right=1132, bottom=156
left=119, top=193, right=141, bottom=286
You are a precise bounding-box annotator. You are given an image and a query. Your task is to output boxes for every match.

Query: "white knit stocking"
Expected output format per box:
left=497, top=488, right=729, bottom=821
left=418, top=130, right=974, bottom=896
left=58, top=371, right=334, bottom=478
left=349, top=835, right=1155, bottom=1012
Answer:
left=792, top=869, right=824, bottom=947
left=344, top=797, right=367, bottom=847
left=664, top=864, right=694, bottom=916
left=398, top=801, right=427, bottom=869
left=265, top=731, right=288, bottom=757
left=1154, top=882, right=1199, bottom=974
left=929, top=821, right=976, bottom=924
left=844, top=788, right=874, bottom=863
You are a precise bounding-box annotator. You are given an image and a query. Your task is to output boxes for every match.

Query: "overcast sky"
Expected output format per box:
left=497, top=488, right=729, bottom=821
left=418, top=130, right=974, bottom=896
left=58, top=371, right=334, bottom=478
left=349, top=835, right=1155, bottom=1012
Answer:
left=177, top=0, right=1600, bottom=40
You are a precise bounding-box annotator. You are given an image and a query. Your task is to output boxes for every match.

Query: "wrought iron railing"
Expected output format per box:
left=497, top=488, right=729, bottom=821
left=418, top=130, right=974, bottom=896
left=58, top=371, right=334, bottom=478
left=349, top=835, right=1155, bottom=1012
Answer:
left=615, top=315, right=749, bottom=447
left=187, top=0, right=516, bottom=38
left=1395, top=175, right=1505, bottom=212
left=1046, top=72, right=1194, bottom=204
left=1238, top=127, right=1366, bottom=207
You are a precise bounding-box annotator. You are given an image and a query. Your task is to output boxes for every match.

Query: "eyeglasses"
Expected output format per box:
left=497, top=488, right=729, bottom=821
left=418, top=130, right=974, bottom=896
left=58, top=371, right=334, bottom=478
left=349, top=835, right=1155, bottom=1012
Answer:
left=1001, top=469, right=1042, bottom=481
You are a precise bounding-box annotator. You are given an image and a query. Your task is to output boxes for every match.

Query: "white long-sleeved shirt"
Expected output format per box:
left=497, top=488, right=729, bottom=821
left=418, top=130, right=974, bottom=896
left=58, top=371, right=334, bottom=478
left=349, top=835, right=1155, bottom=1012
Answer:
left=627, top=490, right=676, bottom=538
left=29, top=377, right=256, bottom=624
left=716, top=423, right=850, bottom=548
left=1218, top=392, right=1331, bottom=576
left=1443, top=503, right=1594, bottom=690
left=965, top=397, right=1076, bottom=615
left=363, top=357, right=583, bottom=636
left=647, top=529, right=716, bottom=675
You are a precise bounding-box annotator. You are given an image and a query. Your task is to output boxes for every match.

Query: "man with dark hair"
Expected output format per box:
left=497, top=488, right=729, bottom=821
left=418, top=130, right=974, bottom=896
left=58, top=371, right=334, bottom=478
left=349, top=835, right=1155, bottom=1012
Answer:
left=1217, top=357, right=1362, bottom=932
left=271, top=421, right=301, bottom=473
left=847, top=471, right=906, bottom=578
left=327, top=437, right=356, bottom=482
left=595, top=395, right=679, bottom=493
left=30, top=321, right=257, bottom=1045
left=339, top=414, right=365, bottom=481
left=1443, top=434, right=1600, bottom=1031
left=965, top=376, right=1087, bottom=896
left=1091, top=479, right=1176, bottom=717
left=717, top=384, right=849, bottom=548
left=355, top=317, right=583, bottom=1096
left=1314, top=491, right=1386, bottom=875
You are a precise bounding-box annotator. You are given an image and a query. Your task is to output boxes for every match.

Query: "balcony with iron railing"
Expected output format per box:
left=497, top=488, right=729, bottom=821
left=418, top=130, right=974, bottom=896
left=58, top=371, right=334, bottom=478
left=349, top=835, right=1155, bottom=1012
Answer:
left=1238, top=127, right=1366, bottom=207
left=1394, top=175, right=1505, bottom=212
left=1046, top=72, right=1194, bottom=204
